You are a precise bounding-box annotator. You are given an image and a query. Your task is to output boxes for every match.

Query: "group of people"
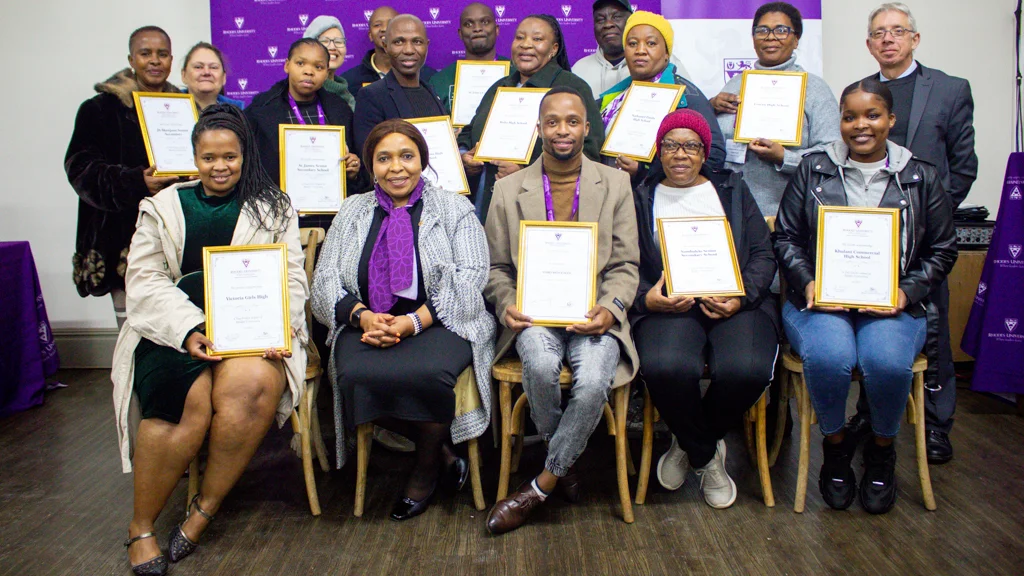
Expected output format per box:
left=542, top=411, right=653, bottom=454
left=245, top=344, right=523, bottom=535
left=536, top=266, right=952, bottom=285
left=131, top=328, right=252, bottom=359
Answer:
left=62, top=2, right=976, bottom=575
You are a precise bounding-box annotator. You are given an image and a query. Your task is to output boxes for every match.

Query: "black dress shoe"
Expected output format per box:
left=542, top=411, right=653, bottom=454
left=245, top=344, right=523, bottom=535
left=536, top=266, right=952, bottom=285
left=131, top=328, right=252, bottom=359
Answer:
left=441, top=457, right=469, bottom=494
left=926, top=430, right=953, bottom=465
left=389, top=482, right=437, bottom=521
left=844, top=413, right=872, bottom=446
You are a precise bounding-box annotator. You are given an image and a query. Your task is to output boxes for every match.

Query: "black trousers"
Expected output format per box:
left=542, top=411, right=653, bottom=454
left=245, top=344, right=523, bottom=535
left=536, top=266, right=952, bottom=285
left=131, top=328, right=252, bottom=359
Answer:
left=634, top=307, right=779, bottom=468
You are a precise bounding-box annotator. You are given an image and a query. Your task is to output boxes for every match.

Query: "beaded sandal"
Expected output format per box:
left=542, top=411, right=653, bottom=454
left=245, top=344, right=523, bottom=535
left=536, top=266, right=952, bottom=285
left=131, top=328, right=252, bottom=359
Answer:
left=167, top=493, right=215, bottom=563
left=124, top=532, right=167, bottom=576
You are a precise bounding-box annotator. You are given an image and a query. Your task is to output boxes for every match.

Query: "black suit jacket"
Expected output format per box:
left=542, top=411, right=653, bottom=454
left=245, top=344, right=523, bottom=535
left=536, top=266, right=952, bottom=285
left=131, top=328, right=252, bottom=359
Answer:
left=353, top=70, right=446, bottom=155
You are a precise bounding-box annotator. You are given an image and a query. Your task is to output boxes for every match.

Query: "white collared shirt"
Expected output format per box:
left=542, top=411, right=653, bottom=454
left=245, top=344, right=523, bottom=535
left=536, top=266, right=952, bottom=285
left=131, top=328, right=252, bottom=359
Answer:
left=879, top=60, right=918, bottom=82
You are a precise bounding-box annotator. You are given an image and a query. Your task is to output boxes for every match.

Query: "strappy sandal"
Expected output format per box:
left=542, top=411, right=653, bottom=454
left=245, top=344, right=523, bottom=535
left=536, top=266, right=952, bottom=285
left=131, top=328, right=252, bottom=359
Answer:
left=167, top=493, right=215, bottom=563
left=124, top=532, right=167, bottom=576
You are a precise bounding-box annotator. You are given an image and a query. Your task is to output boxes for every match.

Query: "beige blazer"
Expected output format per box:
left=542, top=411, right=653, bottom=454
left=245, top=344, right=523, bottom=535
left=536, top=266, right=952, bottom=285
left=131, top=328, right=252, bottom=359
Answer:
left=109, top=182, right=309, bottom=473
left=484, top=155, right=640, bottom=388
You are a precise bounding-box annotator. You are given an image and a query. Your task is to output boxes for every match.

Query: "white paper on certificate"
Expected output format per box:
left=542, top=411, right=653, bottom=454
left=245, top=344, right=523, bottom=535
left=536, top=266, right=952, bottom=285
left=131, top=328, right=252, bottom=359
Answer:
left=817, top=210, right=898, bottom=308
left=601, top=82, right=684, bottom=161
left=474, top=87, right=549, bottom=164
left=136, top=94, right=198, bottom=174
left=408, top=116, right=470, bottom=194
left=451, top=61, right=510, bottom=127
left=518, top=225, right=596, bottom=325
left=281, top=127, right=345, bottom=213
left=734, top=71, right=807, bottom=146
left=206, top=247, right=289, bottom=355
left=659, top=218, right=744, bottom=297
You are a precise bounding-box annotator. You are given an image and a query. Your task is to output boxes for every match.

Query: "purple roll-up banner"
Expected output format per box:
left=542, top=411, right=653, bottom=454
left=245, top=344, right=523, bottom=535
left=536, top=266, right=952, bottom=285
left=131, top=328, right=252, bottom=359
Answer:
left=961, top=153, right=1024, bottom=394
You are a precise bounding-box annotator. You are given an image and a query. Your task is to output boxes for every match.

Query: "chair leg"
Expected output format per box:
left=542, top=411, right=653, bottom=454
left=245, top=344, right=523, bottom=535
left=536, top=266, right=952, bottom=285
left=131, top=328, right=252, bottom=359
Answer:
left=613, top=386, right=634, bottom=524
left=635, top=387, right=654, bottom=505
left=769, top=375, right=789, bottom=468
left=468, top=439, right=486, bottom=511
left=743, top=407, right=757, bottom=468
left=755, top=393, right=775, bottom=507
left=186, top=457, right=200, bottom=518
left=354, top=423, right=373, bottom=517
left=794, top=373, right=812, bottom=513
left=299, top=393, right=321, bottom=516
left=913, top=373, right=937, bottom=510
left=510, top=393, right=529, bottom=474
left=497, top=381, right=513, bottom=501
left=309, top=378, right=330, bottom=472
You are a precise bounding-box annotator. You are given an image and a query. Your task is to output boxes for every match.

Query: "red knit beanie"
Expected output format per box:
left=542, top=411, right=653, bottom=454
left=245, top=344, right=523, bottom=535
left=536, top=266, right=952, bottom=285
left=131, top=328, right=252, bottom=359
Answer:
left=656, top=109, right=712, bottom=160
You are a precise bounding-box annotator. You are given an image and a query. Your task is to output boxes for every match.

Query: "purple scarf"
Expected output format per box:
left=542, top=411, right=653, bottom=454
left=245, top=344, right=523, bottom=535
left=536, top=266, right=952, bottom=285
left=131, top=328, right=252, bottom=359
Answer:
left=366, top=179, right=424, bottom=313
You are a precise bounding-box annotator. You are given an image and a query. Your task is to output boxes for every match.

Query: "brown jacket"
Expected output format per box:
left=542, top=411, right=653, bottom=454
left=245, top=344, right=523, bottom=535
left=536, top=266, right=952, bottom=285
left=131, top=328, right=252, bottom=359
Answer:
left=484, top=155, right=640, bottom=388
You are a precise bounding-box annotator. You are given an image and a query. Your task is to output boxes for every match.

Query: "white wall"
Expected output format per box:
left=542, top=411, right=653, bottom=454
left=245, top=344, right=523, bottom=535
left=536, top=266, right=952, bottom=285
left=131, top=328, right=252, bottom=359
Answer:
left=0, top=0, right=1018, bottom=330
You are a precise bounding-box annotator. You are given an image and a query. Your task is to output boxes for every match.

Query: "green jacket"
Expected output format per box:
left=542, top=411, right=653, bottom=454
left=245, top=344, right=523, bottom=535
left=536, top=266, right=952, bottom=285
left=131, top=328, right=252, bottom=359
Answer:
left=427, top=56, right=511, bottom=114
left=456, top=60, right=605, bottom=222
left=321, top=75, right=356, bottom=112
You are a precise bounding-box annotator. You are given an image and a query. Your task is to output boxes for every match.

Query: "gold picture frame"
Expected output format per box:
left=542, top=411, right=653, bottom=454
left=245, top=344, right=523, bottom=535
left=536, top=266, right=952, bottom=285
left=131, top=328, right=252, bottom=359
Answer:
left=515, top=220, right=599, bottom=327
left=657, top=216, right=746, bottom=298
left=406, top=116, right=471, bottom=195
left=814, top=206, right=901, bottom=309
left=733, top=70, right=808, bottom=147
left=451, top=60, right=511, bottom=127
left=473, top=87, right=550, bottom=165
left=203, top=243, right=292, bottom=358
left=600, top=81, right=686, bottom=163
left=132, top=91, right=200, bottom=177
left=278, top=124, right=348, bottom=215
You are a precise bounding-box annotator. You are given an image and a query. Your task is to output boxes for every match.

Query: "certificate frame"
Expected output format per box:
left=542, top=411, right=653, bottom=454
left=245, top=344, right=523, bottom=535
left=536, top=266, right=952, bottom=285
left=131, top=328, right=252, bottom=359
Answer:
left=451, top=60, right=511, bottom=127
left=202, top=243, right=292, bottom=358
left=515, top=220, right=599, bottom=327
left=278, top=124, right=348, bottom=215
left=132, top=92, right=200, bottom=177
left=600, top=81, right=686, bottom=163
left=733, top=70, right=808, bottom=147
left=473, top=87, right=550, bottom=165
left=657, top=216, right=746, bottom=298
left=814, top=206, right=901, bottom=310
left=406, top=116, right=471, bottom=195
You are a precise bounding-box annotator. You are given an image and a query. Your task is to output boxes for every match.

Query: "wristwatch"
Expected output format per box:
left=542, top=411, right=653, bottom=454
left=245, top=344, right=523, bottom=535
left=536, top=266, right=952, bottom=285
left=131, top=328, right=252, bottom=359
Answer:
left=351, top=307, right=367, bottom=328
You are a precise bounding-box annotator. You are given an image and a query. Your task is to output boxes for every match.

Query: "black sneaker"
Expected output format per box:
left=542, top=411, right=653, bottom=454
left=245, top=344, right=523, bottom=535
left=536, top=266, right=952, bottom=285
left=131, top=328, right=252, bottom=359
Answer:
left=860, top=441, right=898, bottom=514
left=844, top=413, right=872, bottom=446
left=818, top=436, right=857, bottom=510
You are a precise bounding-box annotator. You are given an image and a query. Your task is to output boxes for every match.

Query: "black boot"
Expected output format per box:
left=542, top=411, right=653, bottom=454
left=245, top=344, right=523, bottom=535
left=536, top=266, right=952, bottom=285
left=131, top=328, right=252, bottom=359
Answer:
left=860, top=441, right=898, bottom=514
left=819, top=436, right=857, bottom=510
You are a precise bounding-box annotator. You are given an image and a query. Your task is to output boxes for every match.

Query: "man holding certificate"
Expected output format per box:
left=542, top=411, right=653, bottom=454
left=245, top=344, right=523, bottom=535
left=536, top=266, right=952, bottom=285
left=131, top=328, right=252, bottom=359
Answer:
left=426, top=3, right=509, bottom=116
left=483, top=87, right=639, bottom=534
left=775, top=80, right=956, bottom=515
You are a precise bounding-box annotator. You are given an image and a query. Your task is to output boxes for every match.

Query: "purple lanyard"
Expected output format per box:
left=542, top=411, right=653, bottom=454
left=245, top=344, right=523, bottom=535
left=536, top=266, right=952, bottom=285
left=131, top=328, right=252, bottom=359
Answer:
left=287, top=93, right=325, bottom=125
left=542, top=170, right=581, bottom=222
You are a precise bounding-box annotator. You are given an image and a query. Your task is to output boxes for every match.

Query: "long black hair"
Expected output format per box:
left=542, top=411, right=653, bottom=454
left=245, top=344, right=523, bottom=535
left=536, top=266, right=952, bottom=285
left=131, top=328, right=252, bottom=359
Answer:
left=524, top=14, right=571, bottom=71
left=839, top=78, right=894, bottom=113
left=191, top=104, right=293, bottom=232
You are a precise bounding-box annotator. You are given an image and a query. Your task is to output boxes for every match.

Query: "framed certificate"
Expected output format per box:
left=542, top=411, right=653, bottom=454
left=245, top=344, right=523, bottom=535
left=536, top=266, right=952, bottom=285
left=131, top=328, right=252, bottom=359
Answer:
left=601, top=81, right=686, bottom=162
left=474, top=87, right=549, bottom=165
left=203, top=244, right=292, bottom=358
left=815, top=206, right=901, bottom=309
left=658, top=217, right=745, bottom=297
left=733, top=70, right=808, bottom=147
left=451, top=60, right=511, bottom=127
left=516, top=221, right=598, bottom=327
left=279, top=124, right=347, bottom=214
left=133, top=92, right=199, bottom=176
left=407, top=116, right=470, bottom=195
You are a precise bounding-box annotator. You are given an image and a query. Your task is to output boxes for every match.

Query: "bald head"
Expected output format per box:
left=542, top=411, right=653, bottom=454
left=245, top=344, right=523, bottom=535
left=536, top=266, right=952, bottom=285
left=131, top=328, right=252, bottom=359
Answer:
left=459, top=3, right=498, bottom=57
left=368, top=6, right=398, bottom=52
left=461, top=2, right=495, bottom=21
left=386, top=14, right=429, bottom=81
left=386, top=14, right=427, bottom=38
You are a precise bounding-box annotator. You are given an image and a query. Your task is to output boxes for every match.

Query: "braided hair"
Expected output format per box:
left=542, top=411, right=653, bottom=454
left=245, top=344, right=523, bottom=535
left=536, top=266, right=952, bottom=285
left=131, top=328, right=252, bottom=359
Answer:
left=524, top=14, right=571, bottom=71
left=191, top=104, right=293, bottom=232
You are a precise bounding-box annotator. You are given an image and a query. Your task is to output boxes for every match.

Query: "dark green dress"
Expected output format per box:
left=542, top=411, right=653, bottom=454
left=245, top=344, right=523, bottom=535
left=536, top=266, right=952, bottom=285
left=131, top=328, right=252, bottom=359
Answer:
left=133, top=184, right=241, bottom=423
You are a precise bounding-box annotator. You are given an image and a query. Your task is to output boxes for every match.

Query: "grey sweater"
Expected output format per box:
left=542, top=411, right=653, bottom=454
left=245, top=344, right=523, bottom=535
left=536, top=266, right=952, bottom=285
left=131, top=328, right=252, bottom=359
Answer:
left=717, top=56, right=840, bottom=218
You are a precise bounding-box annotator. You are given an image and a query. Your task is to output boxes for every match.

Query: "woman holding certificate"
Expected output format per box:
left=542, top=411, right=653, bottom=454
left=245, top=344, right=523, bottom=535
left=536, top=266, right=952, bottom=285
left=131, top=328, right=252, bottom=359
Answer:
left=630, top=110, right=778, bottom=509
left=111, top=105, right=309, bottom=575
left=180, top=42, right=244, bottom=110
left=311, top=119, right=496, bottom=521
left=775, top=80, right=956, bottom=514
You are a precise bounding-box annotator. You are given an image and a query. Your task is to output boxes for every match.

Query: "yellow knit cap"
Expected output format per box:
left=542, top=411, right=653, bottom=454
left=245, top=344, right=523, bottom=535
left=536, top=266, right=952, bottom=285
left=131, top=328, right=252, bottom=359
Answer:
left=622, top=11, right=674, bottom=54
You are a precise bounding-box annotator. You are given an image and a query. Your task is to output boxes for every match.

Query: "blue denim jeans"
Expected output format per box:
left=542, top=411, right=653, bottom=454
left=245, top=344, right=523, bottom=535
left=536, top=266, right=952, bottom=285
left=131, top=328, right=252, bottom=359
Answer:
left=782, top=300, right=926, bottom=438
left=515, top=327, right=620, bottom=476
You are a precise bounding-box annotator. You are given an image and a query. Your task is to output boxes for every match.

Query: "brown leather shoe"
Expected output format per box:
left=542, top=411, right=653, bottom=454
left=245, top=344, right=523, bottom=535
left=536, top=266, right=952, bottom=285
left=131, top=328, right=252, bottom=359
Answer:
left=554, top=470, right=581, bottom=503
left=486, top=481, right=547, bottom=535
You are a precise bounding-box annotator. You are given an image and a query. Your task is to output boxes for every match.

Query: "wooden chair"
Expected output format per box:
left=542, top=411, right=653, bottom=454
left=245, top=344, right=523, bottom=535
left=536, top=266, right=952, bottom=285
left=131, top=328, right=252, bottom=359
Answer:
left=493, top=357, right=636, bottom=524
left=187, top=227, right=330, bottom=517
left=353, top=366, right=487, bottom=516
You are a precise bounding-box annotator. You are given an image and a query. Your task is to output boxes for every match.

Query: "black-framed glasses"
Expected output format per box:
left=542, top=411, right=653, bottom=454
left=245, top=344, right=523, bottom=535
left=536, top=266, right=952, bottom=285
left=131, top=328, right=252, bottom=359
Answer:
left=752, top=25, right=794, bottom=40
left=319, top=37, right=345, bottom=48
left=660, top=140, right=704, bottom=157
left=869, top=26, right=916, bottom=41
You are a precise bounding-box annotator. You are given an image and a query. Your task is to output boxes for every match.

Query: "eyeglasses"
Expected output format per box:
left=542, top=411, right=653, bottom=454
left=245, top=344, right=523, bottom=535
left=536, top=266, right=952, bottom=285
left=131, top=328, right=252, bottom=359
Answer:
left=752, top=25, right=794, bottom=40
left=320, top=37, right=346, bottom=48
left=660, top=140, right=704, bottom=157
left=869, top=27, right=916, bottom=40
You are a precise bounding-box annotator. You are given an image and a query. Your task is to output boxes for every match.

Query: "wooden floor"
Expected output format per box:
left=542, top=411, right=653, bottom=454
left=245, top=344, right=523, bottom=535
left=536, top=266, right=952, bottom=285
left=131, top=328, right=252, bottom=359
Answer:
left=1, top=370, right=1023, bottom=575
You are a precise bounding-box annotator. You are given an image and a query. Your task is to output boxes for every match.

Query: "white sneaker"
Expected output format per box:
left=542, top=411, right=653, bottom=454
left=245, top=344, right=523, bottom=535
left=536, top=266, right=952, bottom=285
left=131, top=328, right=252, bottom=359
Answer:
left=373, top=426, right=415, bottom=452
left=695, top=439, right=737, bottom=509
left=656, top=435, right=690, bottom=490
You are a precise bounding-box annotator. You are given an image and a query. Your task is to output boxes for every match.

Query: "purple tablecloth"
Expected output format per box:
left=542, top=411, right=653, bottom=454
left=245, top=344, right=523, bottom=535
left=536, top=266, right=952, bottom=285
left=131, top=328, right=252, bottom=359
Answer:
left=0, top=242, right=59, bottom=417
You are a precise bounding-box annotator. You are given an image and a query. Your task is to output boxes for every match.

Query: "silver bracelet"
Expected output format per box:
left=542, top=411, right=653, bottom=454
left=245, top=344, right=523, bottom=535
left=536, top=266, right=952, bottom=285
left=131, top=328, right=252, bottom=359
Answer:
left=406, top=312, right=423, bottom=336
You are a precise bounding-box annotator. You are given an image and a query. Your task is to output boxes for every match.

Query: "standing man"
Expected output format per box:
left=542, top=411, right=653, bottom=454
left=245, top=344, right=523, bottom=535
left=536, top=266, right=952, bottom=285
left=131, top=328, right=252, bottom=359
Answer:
left=64, top=26, right=181, bottom=330
left=428, top=3, right=509, bottom=114
left=343, top=6, right=397, bottom=98
left=847, top=2, right=977, bottom=464
left=483, top=86, right=639, bottom=534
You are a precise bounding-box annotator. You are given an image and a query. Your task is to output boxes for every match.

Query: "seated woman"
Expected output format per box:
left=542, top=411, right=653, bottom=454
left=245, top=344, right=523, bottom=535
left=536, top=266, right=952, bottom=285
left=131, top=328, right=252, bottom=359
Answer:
left=775, top=79, right=957, bottom=514
left=599, top=11, right=726, bottom=178
left=311, top=119, right=496, bottom=521
left=180, top=42, right=244, bottom=111
left=112, top=105, right=309, bottom=576
left=630, top=109, right=778, bottom=509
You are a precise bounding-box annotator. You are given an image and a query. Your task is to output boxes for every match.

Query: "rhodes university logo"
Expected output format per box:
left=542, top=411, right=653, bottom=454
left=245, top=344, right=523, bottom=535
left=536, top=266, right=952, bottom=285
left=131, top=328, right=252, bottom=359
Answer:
left=238, top=78, right=248, bottom=90
left=1010, top=244, right=1022, bottom=259
left=1011, top=186, right=1022, bottom=200
left=268, top=46, right=278, bottom=58
left=1006, top=318, right=1019, bottom=333
left=234, top=17, right=244, bottom=29
left=561, top=5, right=572, bottom=17
left=495, top=5, right=506, bottom=17
left=430, top=7, right=440, bottom=20
left=978, top=281, right=987, bottom=295
left=364, top=10, right=373, bottom=21
left=299, top=14, right=309, bottom=26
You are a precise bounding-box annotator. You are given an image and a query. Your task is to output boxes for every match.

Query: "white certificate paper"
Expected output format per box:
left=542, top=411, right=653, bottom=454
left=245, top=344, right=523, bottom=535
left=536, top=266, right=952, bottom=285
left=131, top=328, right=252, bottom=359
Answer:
left=135, top=93, right=198, bottom=175
left=408, top=116, right=470, bottom=194
left=659, top=217, right=745, bottom=297
left=816, top=208, right=899, bottom=308
left=280, top=125, right=345, bottom=213
left=205, top=245, right=291, bottom=356
left=451, top=60, right=510, bottom=127
left=474, top=87, right=549, bottom=164
left=601, top=82, right=685, bottom=162
left=517, top=223, right=597, bottom=326
left=734, top=71, right=807, bottom=146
